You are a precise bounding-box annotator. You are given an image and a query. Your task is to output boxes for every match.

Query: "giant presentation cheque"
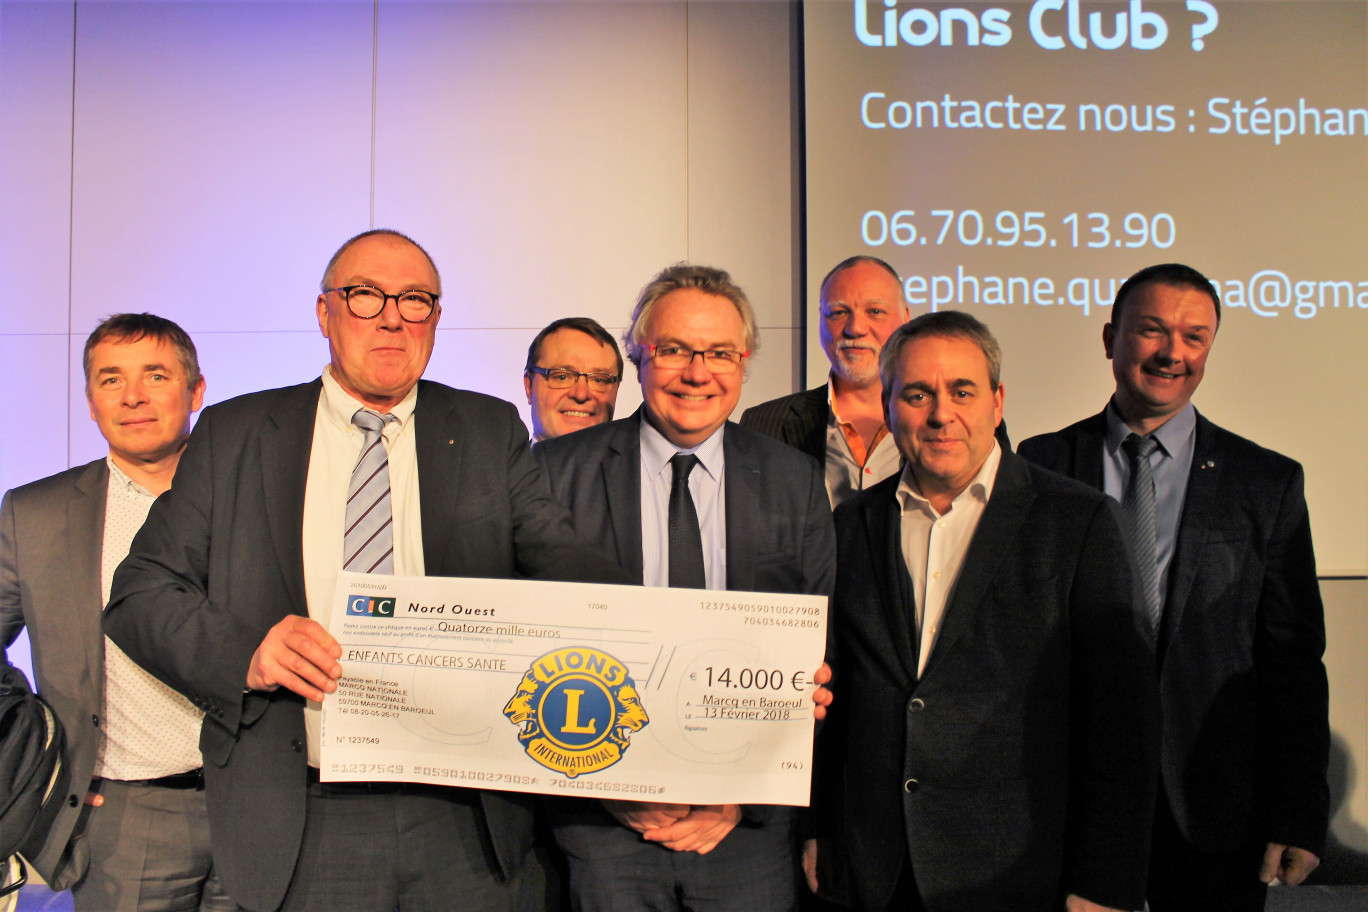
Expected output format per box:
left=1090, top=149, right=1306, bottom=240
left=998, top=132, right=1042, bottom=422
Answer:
left=320, top=571, right=827, bottom=806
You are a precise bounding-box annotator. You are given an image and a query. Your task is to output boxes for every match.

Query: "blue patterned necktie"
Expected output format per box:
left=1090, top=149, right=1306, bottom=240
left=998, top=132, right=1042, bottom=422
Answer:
left=1122, top=433, right=1162, bottom=633
left=344, top=408, right=399, bottom=574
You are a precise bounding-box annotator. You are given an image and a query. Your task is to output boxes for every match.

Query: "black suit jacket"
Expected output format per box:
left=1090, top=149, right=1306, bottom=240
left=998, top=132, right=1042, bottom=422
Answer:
left=818, top=453, right=1159, bottom=912
left=739, top=385, right=829, bottom=464
left=0, top=460, right=107, bottom=887
left=103, top=379, right=629, bottom=912
left=1017, top=410, right=1330, bottom=854
left=533, top=412, right=835, bottom=843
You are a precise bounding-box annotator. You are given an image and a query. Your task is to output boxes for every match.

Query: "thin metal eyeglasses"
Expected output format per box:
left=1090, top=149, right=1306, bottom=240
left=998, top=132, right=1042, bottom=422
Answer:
left=324, top=285, right=439, bottom=323
left=648, top=344, right=749, bottom=374
left=527, top=366, right=620, bottom=392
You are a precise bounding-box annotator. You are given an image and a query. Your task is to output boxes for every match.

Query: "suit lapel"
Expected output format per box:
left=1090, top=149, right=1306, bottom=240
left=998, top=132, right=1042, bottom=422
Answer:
left=70, top=460, right=108, bottom=689
left=259, top=381, right=319, bottom=617
left=722, top=424, right=760, bottom=592
left=1073, top=411, right=1107, bottom=490
left=862, top=479, right=920, bottom=685
left=1161, top=413, right=1220, bottom=658
left=919, top=453, right=1033, bottom=681
left=601, top=416, right=645, bottom=582
left=792, top=385, right=828, bottom=459
left=415, top=382, right=467, bottom=574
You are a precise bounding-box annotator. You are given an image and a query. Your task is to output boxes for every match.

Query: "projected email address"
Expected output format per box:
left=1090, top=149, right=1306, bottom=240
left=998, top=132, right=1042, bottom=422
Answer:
left=905, top=266, right=1368, bottom=319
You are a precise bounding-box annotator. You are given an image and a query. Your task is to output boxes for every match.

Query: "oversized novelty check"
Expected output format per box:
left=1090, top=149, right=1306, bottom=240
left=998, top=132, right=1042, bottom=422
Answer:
left=319, top=571, right=827, bottom=806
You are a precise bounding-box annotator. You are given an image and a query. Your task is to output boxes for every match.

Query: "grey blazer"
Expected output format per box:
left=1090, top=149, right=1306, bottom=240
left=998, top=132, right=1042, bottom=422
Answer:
left=0, top=459, right=107, bottom=888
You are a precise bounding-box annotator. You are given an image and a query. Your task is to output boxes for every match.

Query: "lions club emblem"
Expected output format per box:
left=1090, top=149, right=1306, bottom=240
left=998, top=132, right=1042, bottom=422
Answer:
left=502, top=647, right=648, bottom=778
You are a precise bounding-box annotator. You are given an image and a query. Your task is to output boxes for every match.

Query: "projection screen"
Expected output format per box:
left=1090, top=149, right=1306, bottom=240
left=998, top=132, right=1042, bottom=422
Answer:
left=805, top=0, right=1368, bottom=574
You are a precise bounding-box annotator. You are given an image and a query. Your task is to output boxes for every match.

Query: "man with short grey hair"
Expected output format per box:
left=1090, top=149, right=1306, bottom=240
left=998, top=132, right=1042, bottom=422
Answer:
left=103, top=229, right=629, bottom=912
left=536, top=263, right=834, bottom=912
left=742, top=256, right=910, bottom=508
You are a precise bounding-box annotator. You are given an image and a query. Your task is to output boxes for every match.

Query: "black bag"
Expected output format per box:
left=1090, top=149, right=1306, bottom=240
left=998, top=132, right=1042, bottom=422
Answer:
left=0, top=664, right=68, bottom=898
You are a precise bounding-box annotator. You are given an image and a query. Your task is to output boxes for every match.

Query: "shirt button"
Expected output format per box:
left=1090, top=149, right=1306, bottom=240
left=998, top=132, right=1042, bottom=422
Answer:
left=903, top=779, right=919, bottom=793
left=932, top=570, right=942, bottom=580
left=291, top=739, right=304, bottom=753
left=908, top=698, right=926, bottom=713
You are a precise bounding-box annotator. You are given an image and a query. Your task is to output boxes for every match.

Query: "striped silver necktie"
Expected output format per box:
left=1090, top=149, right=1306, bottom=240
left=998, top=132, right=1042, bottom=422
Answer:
left=1122, top=433, right=1162, bottom=633
left=344, top=408, right=399, bottom=574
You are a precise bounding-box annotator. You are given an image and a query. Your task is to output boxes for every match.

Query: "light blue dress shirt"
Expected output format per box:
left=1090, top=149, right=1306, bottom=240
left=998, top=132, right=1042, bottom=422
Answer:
left=639, top=419, right=727, bottom=590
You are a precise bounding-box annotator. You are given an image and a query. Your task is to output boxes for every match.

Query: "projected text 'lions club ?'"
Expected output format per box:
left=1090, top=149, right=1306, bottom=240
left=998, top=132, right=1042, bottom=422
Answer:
left=319, top=571, right=827, bottom=806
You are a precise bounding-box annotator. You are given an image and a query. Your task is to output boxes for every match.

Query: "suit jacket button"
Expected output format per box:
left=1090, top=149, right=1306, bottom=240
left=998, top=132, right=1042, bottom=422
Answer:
left=67, top=794, right=79, bottom=808
left=903, top=779, right=919, bottom=793
left=908, top=698, right=925, bottom=713
left=91, top=714, right=99, bottom=727
left=291, top=739, right=304, bottom=753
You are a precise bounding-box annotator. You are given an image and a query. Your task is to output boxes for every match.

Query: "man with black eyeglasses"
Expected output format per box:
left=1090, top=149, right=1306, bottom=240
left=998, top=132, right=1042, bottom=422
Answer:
left=103, top=229, right=630, bottom=912
left=534, top=264, right=835, bottom=912
left=523, top=317, right=622, bottom=443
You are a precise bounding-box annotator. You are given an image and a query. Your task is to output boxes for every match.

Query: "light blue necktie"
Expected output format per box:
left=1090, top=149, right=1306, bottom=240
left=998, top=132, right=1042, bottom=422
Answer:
left=344, top=409, right=399, bottom=574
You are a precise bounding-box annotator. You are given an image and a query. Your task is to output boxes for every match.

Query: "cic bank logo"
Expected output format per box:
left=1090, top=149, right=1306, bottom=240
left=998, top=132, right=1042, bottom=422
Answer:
left=346, top=594, right=396, bottom=618
left=503, top=646, right=648, bottom=778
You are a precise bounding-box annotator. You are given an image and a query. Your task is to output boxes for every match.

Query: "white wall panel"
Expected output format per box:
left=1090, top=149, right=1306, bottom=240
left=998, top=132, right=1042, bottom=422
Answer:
left=686, top=2, right=802, bottom=388
left=0, top=335, right=71, bottom=492
left=373, top=0, right=689, bottom=385
left=0, top=1, right=74, bottom=336
left=69, top=1, right=374, bottom=340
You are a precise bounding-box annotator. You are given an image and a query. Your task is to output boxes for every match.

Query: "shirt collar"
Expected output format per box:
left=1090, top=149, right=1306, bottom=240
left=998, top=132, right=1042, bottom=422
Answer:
left=105, top=456, right=154, bottom=500
left=896, top=440, right=1001, bottom=516
left=1104, top=399, right=1196, bottom=458
left=639, top=413, right=725, bottom=483
left=320, top=365, right=417, bottom=438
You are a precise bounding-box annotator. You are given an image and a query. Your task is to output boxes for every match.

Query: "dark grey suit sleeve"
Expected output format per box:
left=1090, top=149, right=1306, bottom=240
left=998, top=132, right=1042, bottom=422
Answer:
left=104, top=406, right=263, bottom=736
left=1255, top=463, right=1330, bottom=854
left=496, top=403, right=631, bottom=586
left=1064, top=495, right=1161, bottom=908
left=0, top=491, right=22, bottom=657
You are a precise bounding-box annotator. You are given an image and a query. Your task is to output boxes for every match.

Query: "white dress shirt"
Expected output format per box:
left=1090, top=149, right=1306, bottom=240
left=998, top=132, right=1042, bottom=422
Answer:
left=896, top=443, right=1001, bottom=677
left=301, top=367, right=423, bottom=765
left=639, top=419, right=727, bottom=590
left=98, top=459, right=205, bottom=779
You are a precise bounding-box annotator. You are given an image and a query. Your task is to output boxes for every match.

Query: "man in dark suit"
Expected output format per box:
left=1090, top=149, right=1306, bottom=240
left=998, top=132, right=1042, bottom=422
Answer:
left=535, top=264, right=835, bottom=912
left=102, top=230, right=629, bottom=912
left=1017, top=263, right=1329, bottom=912
left=523, top=317, right=623, bottom=443
left=740, top=256, right=909, bottom=508
left=1, top=314, right=230, bottom=911
left=810, top=311, right=1159, bottom=912
left=742, top=257, right=1007, bottom=507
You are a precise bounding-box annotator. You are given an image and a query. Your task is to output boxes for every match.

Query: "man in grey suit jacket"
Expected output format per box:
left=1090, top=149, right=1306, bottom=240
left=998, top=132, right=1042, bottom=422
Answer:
left=103, top=231, right=630, bottom=912
left=811, top=312, right=1159, bottom=912
left=536, top=264, right=835, bottom=912
left=1, top=314, right=232, bottom=911
left=1017, top=263, right=1329, bottom=912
